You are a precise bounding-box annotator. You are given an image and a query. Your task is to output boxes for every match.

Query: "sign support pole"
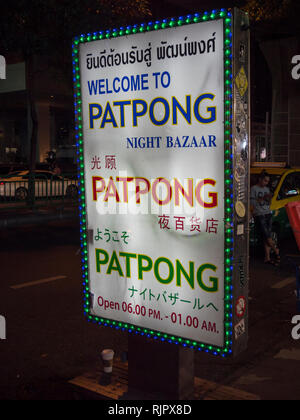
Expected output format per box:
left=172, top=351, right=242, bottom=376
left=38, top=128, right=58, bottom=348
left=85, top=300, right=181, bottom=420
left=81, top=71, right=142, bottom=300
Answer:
left=128, top=334, right=194, bottom=399
left=231, top=8, right=250, bottom=356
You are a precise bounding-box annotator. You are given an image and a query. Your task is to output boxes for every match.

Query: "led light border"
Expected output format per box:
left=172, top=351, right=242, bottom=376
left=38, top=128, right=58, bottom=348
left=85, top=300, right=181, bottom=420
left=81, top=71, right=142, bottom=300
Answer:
left=72, top=9, right=233, bottom=357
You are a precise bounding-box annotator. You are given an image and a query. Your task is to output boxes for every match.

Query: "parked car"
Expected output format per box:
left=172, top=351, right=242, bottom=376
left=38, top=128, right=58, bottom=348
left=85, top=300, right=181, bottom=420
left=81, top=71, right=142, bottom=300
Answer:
left=0, top=170, right=78, bottom=201
left=250, top=163, right=300, bottom=245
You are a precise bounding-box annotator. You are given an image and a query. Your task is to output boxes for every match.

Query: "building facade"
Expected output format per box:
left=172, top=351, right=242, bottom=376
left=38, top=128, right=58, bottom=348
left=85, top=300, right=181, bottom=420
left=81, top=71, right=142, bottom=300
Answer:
left=0, top=55, right=75, bottom=169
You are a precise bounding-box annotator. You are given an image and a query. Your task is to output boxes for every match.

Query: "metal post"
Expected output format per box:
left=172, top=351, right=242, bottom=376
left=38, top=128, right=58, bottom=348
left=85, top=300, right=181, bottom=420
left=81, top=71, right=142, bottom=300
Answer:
left=128, top=334, right=194, bottom=399
left=288, top=95, right=291, bottom=166
left=270, top=89, right=277, bottom=162
left=231, top=8, right=250, bottom=356
left=265, top=111, right=269, bottom=161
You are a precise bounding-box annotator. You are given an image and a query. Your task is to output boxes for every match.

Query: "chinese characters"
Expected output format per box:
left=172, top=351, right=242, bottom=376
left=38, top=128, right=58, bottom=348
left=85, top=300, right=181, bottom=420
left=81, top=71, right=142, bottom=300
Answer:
left=91, top=155, right=117, bottom=170
left=158, top=215, right=219, bottom=234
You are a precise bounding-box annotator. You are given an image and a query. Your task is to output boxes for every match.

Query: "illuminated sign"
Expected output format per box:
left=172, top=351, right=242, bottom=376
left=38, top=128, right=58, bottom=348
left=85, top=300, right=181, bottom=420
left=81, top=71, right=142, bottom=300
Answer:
left=73, top=9, right=250, bottom=357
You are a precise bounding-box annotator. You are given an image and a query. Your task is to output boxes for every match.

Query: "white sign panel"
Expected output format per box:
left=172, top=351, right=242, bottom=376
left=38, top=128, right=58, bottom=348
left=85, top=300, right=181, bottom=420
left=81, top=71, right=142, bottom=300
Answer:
left=74, top=12, right=235, bottom=354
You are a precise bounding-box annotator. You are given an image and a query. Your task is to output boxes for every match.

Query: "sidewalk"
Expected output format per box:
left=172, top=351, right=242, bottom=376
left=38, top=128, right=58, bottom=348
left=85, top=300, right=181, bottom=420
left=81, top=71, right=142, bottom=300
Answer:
left=194, top=250, right=300, bottom=400
left=233, top=259, right=300, bottom=400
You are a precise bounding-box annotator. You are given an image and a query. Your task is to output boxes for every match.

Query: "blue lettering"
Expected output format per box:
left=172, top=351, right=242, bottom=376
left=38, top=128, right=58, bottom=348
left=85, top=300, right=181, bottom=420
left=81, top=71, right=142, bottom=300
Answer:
left=89, top=104, right=103, bottom=128
left=99, top=79, right=105, bottom=94
left=138, top=138, right=146, bottom=148
left=113, top=101, right=131, bottom=127
left=174, top=137, right=181, bottom=148
left=199, top=136, right=207, bottom=147
left=105, top=79, right=112, bottom=94
left=194, top=94, right=216, bottom=124
left=88, top=80, right=98, bottom=96
left=113, top=77, right=121, bottom=93
left=161, top=71, right=171, bottom=88
left=152, top=72, right=160, bottom=89
left=167, top=136, right=173, bottom=148
left=173, top=96, right=191, bottom=124
left=149, top=98, right=170, bottom=126
left=141, top=74, right=149, bottom=91
left=132, top=100, right=148, bottom=126
left=127, top=138, right=134, bottom=148
left=191, top=137, right=198, bottom=147
left=131, top=75, right=140, bottom=91
left=100, top=102, right=117, bottom=128
left=209, top=135, right=217, bottom=147
left=121, top=77, right=130, bottom=92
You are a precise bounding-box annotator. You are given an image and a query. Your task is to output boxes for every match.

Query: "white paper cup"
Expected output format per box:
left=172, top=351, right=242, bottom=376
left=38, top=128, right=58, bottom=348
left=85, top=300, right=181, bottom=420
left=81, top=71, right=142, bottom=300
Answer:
left=101, top=349, right=114, bottom=373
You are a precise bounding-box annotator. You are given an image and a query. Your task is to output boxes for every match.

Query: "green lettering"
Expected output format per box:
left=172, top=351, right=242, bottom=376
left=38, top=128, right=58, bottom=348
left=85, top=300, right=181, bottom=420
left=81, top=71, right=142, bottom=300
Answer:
left=138, top=254, right=153, bottom=280
left=107, top=251, right=124, bottom=277
left=154, top=257, right=174, bottom=284
left=176, top=260, right=194, bottom=289
left=95, top=249, right=109, bottom=273
left=120, top=252, right=137, bottom=277
left=197, top=264, right=218, bottom=292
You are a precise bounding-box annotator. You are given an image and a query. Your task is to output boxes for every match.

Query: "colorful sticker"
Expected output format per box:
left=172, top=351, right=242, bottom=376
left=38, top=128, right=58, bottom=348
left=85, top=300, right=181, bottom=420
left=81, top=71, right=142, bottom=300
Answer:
left=235, top=201, right=246, bottom=218
left=234, top=319, right=245, bottom=340
left=235, top=66, right=248, bottom=97
left=235, top=296, right=246, bottom=318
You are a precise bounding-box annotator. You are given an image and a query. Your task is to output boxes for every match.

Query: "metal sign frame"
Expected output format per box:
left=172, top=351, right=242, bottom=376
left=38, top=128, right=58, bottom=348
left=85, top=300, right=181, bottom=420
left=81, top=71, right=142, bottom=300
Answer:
left=72, top=8, right=250, bottom=357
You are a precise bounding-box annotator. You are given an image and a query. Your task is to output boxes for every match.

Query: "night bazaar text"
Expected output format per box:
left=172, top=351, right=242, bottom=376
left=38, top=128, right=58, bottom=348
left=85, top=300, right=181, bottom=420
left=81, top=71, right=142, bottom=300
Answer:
left=95, top=249, right=219, bottom=293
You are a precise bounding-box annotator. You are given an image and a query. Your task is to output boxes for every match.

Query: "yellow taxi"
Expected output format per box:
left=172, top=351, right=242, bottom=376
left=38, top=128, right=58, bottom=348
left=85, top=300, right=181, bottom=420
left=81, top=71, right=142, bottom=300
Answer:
left=250, top=162, right=300, bottom=244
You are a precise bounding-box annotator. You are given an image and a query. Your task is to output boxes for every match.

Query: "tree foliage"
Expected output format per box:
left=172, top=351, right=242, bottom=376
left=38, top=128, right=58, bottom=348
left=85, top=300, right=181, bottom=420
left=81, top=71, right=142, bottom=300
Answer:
left=0, top=0, right=152, bottom=173
left=0, top=0, right=152, bottom=56
left=242, top=0, right=292, bottom=22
